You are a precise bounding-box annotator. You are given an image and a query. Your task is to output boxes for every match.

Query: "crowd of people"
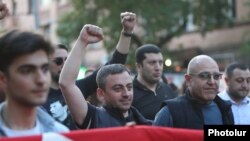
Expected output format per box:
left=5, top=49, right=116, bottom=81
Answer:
left=0, top=1, right=250, bottom=138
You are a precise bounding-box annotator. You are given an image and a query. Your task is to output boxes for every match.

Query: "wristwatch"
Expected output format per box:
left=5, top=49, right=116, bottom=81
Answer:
left=122, top=31, right=133, bottom=37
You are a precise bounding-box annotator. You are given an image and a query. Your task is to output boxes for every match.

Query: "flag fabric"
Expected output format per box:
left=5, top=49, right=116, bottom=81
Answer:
left=0, top=125, right=203, bottom=141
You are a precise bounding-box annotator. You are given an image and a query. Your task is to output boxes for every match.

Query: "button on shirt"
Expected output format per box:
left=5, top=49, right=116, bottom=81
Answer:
left=218, top=90, right=250, bottom=124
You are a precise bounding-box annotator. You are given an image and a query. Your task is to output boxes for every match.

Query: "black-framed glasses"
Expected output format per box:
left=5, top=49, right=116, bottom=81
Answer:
left=190, top=72, right=223, bottom=80
left=53, top=57, right=67, bottom=66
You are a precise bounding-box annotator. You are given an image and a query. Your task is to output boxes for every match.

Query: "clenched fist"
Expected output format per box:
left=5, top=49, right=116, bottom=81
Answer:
left=78, top=24, right=104, bottom=45
left=120, top=12, right=136, bottom=33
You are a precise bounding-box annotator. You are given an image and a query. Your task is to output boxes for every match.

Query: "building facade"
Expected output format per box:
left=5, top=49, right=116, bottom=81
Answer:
left=166, top=0, right=250, bottom=71
left=0, top=0, right=107, bottom=68
left=1, top=0, right=250, bottom=71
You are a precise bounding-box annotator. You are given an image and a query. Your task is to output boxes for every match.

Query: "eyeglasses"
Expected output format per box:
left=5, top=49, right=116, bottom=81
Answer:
left=53, top=57, right=67, bottom=66
left=190, top=72, right=223, bottom=80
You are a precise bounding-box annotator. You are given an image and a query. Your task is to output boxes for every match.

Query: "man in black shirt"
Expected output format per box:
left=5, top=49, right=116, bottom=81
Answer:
left=60, top=13, right=151, bottom=129
left=43, top=12, right=135, bottom=130
left=79, top=64, right=151, bottom=128
left=133, top=44, right=177, bottom=120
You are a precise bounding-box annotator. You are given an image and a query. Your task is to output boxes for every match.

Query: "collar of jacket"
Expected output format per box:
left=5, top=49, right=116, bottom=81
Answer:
left=133, top=75, right=162, bottom=91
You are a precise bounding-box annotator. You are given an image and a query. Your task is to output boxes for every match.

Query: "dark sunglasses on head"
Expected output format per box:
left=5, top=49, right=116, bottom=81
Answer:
left=190, top=72, right=222, bottom=80
left=53, top=57, right=67, bottom=66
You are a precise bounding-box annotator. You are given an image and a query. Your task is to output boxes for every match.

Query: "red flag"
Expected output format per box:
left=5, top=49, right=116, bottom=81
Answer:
left=0, top=126, right=203, bottom=141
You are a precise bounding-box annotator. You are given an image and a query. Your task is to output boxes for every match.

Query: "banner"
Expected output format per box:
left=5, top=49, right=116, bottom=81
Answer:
left=0, top=125, right=203, bottom=141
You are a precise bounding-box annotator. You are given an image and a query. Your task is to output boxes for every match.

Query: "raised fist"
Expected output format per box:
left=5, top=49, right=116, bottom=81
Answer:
left=120, top=12, right=136, bottom=33
left=78, top=24, right=104, bottom=45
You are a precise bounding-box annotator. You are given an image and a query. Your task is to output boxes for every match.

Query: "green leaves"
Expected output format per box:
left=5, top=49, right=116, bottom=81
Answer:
left=57, top=0, right=235, bottom=70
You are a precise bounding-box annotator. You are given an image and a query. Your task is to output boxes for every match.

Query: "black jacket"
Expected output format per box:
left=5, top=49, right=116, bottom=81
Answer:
left=79, top=104, right=152, bottom=129
left=162, top=90, right=234, bottom=129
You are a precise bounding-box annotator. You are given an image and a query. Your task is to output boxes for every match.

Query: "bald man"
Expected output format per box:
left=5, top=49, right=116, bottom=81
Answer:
left=154, top=55, right=234, bottom=129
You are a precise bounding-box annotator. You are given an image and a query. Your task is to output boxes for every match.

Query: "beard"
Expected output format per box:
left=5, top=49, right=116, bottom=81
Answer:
left=142, top=73, right=160, bottom=84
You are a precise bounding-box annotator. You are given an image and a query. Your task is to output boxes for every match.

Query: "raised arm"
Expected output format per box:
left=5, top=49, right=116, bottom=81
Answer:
left=115, top=12, right=136, bottom=54
left=59, top=24, right=103, bottom=126
left=76, top=12, right=136, bottom=98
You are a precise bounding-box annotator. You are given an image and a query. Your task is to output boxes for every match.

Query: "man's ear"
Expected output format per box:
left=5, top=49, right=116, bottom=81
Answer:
left=135, top=63, right=142, bottom=72
left=96, top=88, right=104, bottom=98
left=184, top=74, right=191, bottom=87
left=184, top=74, right=191, bottom=81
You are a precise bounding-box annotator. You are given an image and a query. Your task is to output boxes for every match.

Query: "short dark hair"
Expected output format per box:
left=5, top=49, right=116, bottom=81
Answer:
left=225, top=63, right=248, bottom=78
left=96, top=64, right=131, bottom=91
left=56, top=43, right=68, bottom=52
left=135, top=44, right=161, bottom=65
left=0, top=30, right=54, bottom=73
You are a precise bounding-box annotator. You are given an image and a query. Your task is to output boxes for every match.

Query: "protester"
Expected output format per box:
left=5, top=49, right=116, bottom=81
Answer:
left=75, top=11, right=137, bottom=105
left=218, top=63, right=250, bottom=124
left=0, top=0, right=9, bottom=103
left=133, top=44, right=177, bottom=120
left=60, top=22, right=151, bottom=129
left=75, top=11, right=137, bottom=100
left=0, top=30, right=69, bottom=137
left=43, top=12, right=136, bottom=129
left=154, top=55, right=234, bottom=129
left=42, top=44, right=77, bottom=130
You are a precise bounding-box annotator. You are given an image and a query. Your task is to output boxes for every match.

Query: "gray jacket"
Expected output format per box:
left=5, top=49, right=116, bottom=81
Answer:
left=0, top=102, right=69, bottom=137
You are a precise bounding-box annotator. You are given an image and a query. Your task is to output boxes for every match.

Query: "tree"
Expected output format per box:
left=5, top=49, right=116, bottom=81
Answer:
left=57, top=0, right=234, bottom=69
left=239, top=31, right=250, bottom=66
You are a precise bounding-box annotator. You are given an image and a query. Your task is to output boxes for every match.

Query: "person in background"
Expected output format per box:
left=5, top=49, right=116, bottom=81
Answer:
left=0, top=86, right=4, bottom=103
left=154, top=55, right=234, bottom=129
left=43, top=43, right=77, bottom=130
left=85, top=67, right=96, bottom=77
left=180, top=80, right=188, bottom=96
left=168, top=82, right=178, bottom=94
left=132, top=44, right=177, bottom=120
left=0, top=30, right=68, bottom=137
left=218, top=63, right=250, bottom=124
left=85, top=67, right=104, bottom=107
left=0, top=0, right=9, bottom=103
left=160, top=74, right=168, bottom=84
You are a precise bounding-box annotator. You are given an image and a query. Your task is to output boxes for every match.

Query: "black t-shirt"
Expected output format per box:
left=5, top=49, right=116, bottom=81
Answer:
left=78, top=104, right=152, bottom=129
left=42, top=88, right=77, bottom=130
left=43, top=50, right=128, bottom=130
left=132, top=77, right=178, bottom=120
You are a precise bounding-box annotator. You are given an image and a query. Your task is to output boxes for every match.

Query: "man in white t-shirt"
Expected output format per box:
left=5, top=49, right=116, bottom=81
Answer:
left=0, top=30, right=69, bottom=137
